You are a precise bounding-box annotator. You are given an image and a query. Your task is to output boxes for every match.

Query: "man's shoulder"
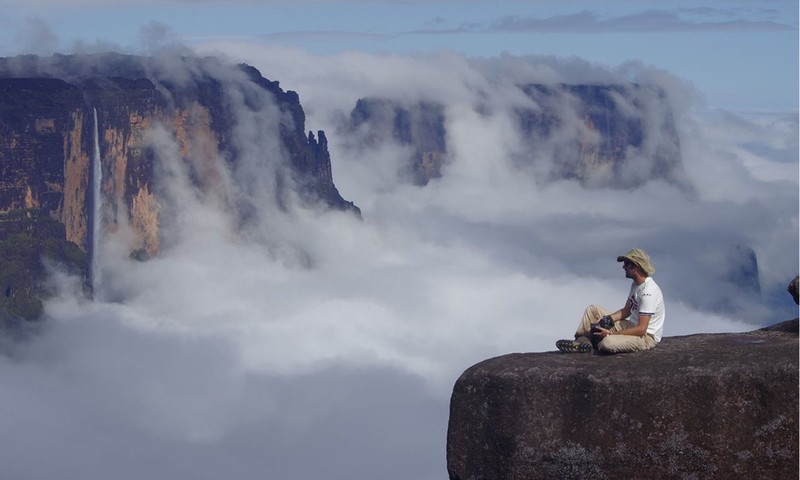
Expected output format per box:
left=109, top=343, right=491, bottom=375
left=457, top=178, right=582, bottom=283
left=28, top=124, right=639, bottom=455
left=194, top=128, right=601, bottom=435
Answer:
left=642, top=277, right=663, bottom=294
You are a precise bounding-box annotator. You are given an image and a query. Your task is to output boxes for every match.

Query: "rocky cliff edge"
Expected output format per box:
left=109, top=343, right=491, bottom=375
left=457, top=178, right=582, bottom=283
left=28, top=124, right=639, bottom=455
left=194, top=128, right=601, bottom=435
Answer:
left=447, top=319, right=799, bottom=480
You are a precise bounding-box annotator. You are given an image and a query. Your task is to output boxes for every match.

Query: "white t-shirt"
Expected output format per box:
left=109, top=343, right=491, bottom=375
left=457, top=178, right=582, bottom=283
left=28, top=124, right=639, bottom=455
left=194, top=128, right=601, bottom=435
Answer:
left=626, top=276, right=665, bottom=342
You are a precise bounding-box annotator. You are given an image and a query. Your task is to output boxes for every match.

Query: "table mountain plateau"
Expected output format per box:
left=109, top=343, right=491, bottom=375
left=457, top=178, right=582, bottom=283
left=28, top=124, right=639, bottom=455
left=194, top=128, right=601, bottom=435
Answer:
left=0, top=53, right=765, bottom=324
left=342, top=83, right=686, bottom=190
left=0, top=53, right=357, bottom=321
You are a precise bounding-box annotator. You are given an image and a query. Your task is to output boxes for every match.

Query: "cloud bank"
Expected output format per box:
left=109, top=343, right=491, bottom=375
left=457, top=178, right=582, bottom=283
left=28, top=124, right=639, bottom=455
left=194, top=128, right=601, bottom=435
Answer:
left=0, top=45, right=797, bottom=480
left=476, top=9, right=796, bottom=34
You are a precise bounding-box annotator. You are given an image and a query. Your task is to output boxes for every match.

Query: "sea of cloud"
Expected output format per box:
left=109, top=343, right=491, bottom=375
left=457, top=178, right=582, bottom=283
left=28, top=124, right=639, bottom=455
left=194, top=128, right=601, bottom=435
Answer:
left=0, top=45, right=796, bottom=480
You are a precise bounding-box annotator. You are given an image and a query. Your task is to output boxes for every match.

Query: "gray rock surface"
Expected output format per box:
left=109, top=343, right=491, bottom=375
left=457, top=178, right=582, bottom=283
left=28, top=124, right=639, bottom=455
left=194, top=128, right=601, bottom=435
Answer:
left=447, top=319, right=798, bottom=480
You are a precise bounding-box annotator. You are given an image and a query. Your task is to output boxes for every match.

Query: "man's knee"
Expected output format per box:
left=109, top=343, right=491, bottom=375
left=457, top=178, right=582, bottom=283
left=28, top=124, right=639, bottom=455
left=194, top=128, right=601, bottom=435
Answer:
left=584, top=304, right=608, bottom=321
left=598, top=335, right=652, bottom=354
left=597, top=337, right=623, bottom=353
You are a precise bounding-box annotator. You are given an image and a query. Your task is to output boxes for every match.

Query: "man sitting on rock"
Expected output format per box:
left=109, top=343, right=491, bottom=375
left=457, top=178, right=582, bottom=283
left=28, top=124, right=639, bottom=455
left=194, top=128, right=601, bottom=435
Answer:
left=556, top=248, right=666, bottom=354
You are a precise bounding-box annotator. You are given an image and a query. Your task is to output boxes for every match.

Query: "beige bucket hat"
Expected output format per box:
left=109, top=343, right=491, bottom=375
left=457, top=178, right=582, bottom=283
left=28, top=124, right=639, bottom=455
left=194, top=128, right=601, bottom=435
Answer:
left=617, top=248, right=655, bottom=275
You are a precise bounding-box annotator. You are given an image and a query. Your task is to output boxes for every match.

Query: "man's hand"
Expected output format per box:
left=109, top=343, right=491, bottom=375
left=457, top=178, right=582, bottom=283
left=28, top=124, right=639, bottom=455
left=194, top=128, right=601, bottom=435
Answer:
left=591, top=315, right=615, bottom=337
left=593, top=326, right=613, bottom=337
left=598, top=315, right=614, bottom=329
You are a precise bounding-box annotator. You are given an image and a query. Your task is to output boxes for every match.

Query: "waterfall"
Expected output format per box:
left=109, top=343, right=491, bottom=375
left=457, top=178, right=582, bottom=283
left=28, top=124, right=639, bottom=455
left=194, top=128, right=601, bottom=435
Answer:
left=91, top=108, right=103, bottom=300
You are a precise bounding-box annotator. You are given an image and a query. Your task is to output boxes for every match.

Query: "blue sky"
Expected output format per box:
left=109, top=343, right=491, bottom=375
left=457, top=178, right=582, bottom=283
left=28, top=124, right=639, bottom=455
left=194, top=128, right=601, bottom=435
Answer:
left=0, top=0, right=797, bottom=112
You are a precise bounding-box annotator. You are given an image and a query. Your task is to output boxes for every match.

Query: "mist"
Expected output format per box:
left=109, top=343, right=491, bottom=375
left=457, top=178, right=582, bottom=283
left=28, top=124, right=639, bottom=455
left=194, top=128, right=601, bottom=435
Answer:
left=0, top=44, right=797, bottom=480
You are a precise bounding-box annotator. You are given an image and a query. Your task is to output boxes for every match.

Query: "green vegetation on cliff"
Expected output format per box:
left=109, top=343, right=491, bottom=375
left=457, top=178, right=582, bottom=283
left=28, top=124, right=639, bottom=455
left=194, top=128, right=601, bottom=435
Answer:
left=0, top=210, right=87, bottom=323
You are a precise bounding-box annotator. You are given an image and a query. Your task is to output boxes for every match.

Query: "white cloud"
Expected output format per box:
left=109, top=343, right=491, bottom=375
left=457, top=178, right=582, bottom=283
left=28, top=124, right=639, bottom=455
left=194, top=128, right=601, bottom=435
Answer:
left=1, top=45, right=797, bottom=480
left=19, top=15, right=59, bottom=56
left=495, top=9, right=795, bottom=33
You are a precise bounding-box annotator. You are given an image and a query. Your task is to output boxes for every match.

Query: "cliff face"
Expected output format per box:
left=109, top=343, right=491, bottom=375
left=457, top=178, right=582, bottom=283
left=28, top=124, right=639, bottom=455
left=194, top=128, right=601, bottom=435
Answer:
left=447, top=320, right=799, bottom=480
left=0, top=53, right=359, bottom=320
left=0, top=54, right=358, bottom=253
left=347, top=98, right=447, bottom=186
left=517, top=84, right=685, bottom=189
left=0, top=78, right=85, bottom=240
left=344, top=84, right=686, bottom=190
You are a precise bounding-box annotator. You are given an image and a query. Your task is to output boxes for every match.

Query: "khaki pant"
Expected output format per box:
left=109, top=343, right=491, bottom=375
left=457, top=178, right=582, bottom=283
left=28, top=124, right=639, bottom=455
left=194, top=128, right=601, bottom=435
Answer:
left=575, top=304, right=657, bottom=354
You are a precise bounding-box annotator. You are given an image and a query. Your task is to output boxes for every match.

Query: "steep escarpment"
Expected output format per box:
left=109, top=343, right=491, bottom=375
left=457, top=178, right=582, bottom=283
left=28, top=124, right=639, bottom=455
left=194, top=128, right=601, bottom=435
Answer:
left=347, top=98, right=447, bottom=186
left=0, top=53, right=360, bottom=321
left=343, top=83, right=686, bottom=189
left=447, top=320, right=799, bottom=480
left=0, top=78, right=86, bottom=239
left=517, top=83, right=685, bottom=189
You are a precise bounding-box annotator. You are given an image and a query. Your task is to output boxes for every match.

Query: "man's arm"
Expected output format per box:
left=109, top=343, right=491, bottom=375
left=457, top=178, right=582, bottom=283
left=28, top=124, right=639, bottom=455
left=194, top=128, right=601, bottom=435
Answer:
left=607, top=299, right=633, bottom=323
left=599, top=313, right=651, bottom=337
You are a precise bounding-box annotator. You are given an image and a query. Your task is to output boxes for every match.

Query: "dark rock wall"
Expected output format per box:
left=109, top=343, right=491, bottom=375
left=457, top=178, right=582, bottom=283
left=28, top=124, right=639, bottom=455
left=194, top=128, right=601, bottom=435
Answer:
left=0, top=54, right=359, bottom=250
left=347, top=98, right=447, bottom=186
left=517, top=84, right=684, bottom=189
left=0, top=78, right=84, bottom=219
left=344, top=84, right=685, bottom=190
left=0, top=53, right=359, bottom=321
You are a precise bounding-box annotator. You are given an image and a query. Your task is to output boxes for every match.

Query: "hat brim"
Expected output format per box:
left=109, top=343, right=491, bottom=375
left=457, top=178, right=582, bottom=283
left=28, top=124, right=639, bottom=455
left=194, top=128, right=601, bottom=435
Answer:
left=617, top=255, right=654, bottom=274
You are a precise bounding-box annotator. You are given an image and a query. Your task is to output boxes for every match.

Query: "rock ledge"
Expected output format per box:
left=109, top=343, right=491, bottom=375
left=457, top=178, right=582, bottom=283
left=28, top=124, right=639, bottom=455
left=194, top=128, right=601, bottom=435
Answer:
left=447, top=320, right=799, bottom=480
